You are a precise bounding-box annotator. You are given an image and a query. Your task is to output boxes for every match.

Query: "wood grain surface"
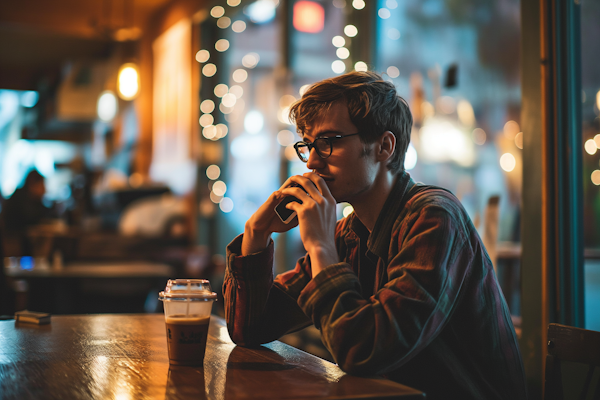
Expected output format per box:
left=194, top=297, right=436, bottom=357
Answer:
left=0, top=314, right=424, bottom=399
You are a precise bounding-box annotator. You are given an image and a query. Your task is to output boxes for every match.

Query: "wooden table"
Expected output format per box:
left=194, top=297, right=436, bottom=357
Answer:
left=0, top=314, right=424, bottom=399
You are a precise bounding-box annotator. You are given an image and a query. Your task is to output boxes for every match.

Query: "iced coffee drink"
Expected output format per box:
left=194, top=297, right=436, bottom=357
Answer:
left=159, top=279, right=217, bottom=366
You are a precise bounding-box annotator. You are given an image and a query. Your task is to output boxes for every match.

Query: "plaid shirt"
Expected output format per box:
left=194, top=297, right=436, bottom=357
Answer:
left=224, top=172, right=527, bottom=400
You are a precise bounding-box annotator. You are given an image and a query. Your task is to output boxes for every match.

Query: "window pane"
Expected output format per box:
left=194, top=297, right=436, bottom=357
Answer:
left=581, top=0, right=600, bottom=330
left=375, top=0, right=522, bottom=315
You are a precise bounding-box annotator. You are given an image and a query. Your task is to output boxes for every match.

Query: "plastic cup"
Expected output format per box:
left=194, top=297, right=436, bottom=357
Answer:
left=159, top=279, right=217, bottom=366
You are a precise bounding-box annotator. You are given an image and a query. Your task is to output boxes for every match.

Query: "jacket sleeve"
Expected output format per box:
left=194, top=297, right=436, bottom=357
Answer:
left=223, top=234, right=312, bottom=346
left=297, top=203, right=473, bottom=375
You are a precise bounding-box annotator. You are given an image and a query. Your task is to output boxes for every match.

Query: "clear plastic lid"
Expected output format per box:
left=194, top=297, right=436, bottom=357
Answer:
left=158, top=279, right=217, bottom=301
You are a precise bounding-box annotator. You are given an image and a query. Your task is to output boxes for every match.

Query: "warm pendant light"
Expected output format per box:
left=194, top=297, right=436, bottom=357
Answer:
left=117, top=62, right=140, bottom=100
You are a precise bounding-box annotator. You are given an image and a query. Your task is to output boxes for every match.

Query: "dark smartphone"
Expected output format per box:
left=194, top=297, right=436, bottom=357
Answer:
left=274, top=183, right=307, bottom=224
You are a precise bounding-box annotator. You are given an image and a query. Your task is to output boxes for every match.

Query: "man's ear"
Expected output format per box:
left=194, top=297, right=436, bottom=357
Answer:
left=376, top=131, right=396, bottom=163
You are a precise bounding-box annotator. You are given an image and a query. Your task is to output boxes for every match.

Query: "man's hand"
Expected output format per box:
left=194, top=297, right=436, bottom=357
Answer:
left=241, top=181, right=301, bottom=256
left=283, top=172, right=339, bottom=277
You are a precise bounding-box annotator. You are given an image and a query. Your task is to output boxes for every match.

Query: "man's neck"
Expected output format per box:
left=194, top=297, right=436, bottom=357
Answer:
left=350, top=170, right=397, bottom=232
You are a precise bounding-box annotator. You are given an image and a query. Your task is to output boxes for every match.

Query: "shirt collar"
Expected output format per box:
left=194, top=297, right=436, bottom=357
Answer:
left=348, top=171, right=415, bottom=261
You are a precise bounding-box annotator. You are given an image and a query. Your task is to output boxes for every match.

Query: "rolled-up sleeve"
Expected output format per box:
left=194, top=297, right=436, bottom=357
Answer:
left=223, top=234, right=311, bottom=346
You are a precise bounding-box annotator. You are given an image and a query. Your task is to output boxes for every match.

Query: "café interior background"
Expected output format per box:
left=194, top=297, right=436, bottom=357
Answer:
left=0, top=0, right=599, bottom=329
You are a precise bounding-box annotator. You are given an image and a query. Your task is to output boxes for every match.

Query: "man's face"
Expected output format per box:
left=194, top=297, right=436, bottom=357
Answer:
left=302, top=101, right=379, bottom=204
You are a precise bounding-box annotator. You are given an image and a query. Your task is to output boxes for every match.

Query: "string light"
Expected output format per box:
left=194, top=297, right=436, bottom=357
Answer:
left=215, top=39, right=230, bottom=52
left=214, top=84, right=229, bottom=97
left=202, top=64, right=217, bottom=77
left=352, top=0, right=365, bottom=10
left=332, top=36, right=345, bottom=47
left=232, top=69, right=248, bottom=83
left=332, top=60, right=346, bottom=74
left=196, top=50, right=210, bottom=63
left=336, top=48, right=350, bottom=59
left=354, top=61, right=368, bottom=71
left=210, top=6, right=225, bottom=18
left=217, top=17, right=231, bottom=29
left=344, top=25, right=358, bottom=37
left=200, top=99, right=215, bottom=113
left=232, top=20, right=247, bottom=32
left=206, top=165, right=221, bottom=180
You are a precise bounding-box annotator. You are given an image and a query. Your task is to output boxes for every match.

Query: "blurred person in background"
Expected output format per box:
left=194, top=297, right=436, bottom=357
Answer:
left=223, top=71, right=527, bottom=400
left=1, top=169, right=55, bottom=255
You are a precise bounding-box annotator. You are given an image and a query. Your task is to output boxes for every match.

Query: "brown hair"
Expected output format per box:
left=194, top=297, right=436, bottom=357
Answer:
left=289, top=71, right=413, bottom=173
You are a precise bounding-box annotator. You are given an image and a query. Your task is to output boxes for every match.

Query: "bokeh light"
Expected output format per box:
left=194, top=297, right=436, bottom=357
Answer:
left=500, top=153, right=516, bottom=172
left=387, top=28, right=400, bottom=40
left=503, top=120, right=520, bottom=140
left=332, top=36, right=345, bottom=47
left=203, top=125, right=217, bottom=140
left=277, top=130, right=295, bottom=146
left=279, top=94, right=296, bottom=107
left=515, top=132, right=524, bottom=149
left=210, top=6, right=225, bottom=18
left=212, top=180, right=227, bottom=196
left=594, top=133, right=600, bottom=148
left=199, top=114, right=214, bottom=127
left=215, top=39, right=230, bottom=52
left=332, top=60, right=346, bottom=74
left=592, top=170, right=600, bottom=186
left=343, top=205, right=354, bottom=217
left=336, top=48, right=350, bottom=59
left=97, top=91, right=118, bottom=122
left=457, top=100, right=475, bottom=126
left=232, top=20, right=247, bottom=33
left=299, top=84, right=310, bottom=96
left=354, top=61, right=368, bottom=72
left=585, top=139, right=597, bottom=155
left=222, top=93, right=237, bottom=108
left=378, top=8, right=391, bottom=19
left=202, top=63, right=217, bottom=77
left=200, top=99, right=215, bottom=113
left=214, top=84, right=229, bottom=97
left=219, top=197, right=234, bottom=213
left=217, top=17, right=231, bottom=29
left=352, top=0, right=365, bottom=10
left=206, top=165, right=221, bottom=180
left=196, top=50, right=210, bottom=63
left=242, top=53, right=260, bottom=68
left=232, top=69, right=248, bottom=83
left=344, top=25, right=358, bottom=37
left=216, top=123, right=229, bottom=139
left=245, top=110, right=264, bottom=134
left=472, top=128, right=486, bottom=145
left=229, top=85, right=244, bottom=98
left=404, top=143, right=417, bottom=170
left=386, top=66, right=400, bottom=78
left=117, top=64, right=139, bottom=100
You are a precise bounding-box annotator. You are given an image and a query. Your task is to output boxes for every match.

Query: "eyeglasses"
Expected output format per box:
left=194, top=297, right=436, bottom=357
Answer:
left=293, top=133, right=360, bottom=162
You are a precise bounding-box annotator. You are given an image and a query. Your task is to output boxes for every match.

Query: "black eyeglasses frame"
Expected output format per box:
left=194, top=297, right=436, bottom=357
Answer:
left=293, top=132, right=361, bottom=162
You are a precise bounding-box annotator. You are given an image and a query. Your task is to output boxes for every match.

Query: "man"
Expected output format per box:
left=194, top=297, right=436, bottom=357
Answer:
left=223, top=71, right=527, bottom=399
